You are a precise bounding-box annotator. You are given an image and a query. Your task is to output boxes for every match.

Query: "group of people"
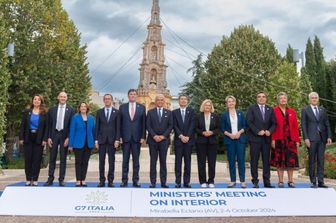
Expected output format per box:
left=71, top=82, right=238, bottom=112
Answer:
left=19, top=89, right=332, bottom=189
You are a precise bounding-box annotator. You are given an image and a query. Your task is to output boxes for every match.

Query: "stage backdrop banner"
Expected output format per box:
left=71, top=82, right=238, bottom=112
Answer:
left=1, top=187, right=336, bottom=217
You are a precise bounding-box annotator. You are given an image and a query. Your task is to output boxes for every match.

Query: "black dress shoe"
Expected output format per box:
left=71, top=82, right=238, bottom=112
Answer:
left=120, top=182, right=128, bottom=187
left=253, top=183, right=259, bottom=188
left=133, top=183, right=141, bottom=188
left=161, top=184, right=169, bottom=188
left=310, top=183, right=317, bottom=188
left=318, top=183, right=328, bottom=188
left=175, top=184, right=181, bottom=188
left=184, top=184, right=192, bottom=188
left=44, top=180, right=53, bottom=186
left=59, top=181, right=65, bottom=187
left=81, top=184, right=88, bottom=187
left=108, top=182, right=115, bottom=188
left=97, top=182, right=105, bottom=187
left=149, top=183, right=156, bottom=188
left=264, top=184, right=275, bottom=188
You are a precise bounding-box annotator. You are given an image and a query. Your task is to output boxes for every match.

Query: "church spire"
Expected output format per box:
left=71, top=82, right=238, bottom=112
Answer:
left=150, top=0, right=160, bottom=25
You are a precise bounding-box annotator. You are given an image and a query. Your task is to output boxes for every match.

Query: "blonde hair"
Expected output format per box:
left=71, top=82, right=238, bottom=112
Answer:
left=276, top=92, right=288, bottom=103
left=225, top=95, right=236, bottom=103
left=199, top=99, right=215, bottom=113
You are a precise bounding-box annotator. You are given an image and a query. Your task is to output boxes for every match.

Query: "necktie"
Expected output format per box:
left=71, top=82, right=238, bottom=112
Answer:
left=261, top=105, right=265, bottom=120
left=158, top=108, right=162, bottom=123
left=130, top=103, right=135, bottom=120
left=314, top=107, right=320, bottom=120
left=106, top=108, right=110, bottom=122
left=181, top=109, right=185, bottom=123
left=56, top=105, right=64, bottom=131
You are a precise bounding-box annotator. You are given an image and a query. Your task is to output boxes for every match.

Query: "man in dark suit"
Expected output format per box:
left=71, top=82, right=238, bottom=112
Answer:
left=246, top=91, right=276, bottom=188
left=146, top=94, right=173, bottom=188
left=301, top=92, right=332, bottom=188
left=95, top=94, right=120, bottom=187
left=172, top=95, right=195, bottom=188
left=44, top=91, right=75, bottom=186
left=119, top=89, right=146, bottom=187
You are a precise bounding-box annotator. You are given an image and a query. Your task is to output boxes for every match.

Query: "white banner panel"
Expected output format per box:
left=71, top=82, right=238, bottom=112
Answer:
left=132, top=188, right=336, bottom=217
left=0, top=186, right=336, bottom=217
left=0, top=187, right=132, bottom=217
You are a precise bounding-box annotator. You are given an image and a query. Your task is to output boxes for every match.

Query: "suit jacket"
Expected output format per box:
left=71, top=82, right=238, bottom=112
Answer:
left=246, top=104, right=276, bottom=143
left=301, top=105, right=332, bottom=143
left=272, top=106, right=300, bottom=142
left=95, top=107, right=120, bottom=145
left=221, top=110, right=247, bottom=145
left=69, top=114, right=95, bottom=149
left=19, top=109, right=48, bottom=144
left=119, top=102, right=146, bottom=143
left=172, top=107, right=196, bottom=146
left=146, top=107, right=173, bottom=145
left=195, top=112, right=220, bottom=144
left=47, top=104, right=75, bottom=139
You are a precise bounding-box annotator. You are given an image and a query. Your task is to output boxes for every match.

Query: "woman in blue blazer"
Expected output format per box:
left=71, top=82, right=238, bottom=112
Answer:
left=221, top=96, right=247, bottom=188
left=69, top=102, right=95, bottom=187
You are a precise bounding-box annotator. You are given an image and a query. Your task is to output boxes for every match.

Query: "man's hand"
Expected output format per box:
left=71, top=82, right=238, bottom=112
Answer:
left=304, top=139, right=311, bottom=148
left=42, top=141, right=47, bottom=147
left=265, top=130, right=271, bottom=137
left=114, top=141, right=120, bottom=149
left=95, top=143, right=99, bottom=150
left=140, top=138, right=145, bottom=144
left=19, top=140, right=24, bottom=145
left=327, top=138, right=332, bottom=146
left=64, top=138, right=69, bottom=147
left=48, top=138, right=53, bottom=147
left=68, top=147, right=73, bottom=152
left=153, top=135, right=161, bottom=142
left=257, top=130, right=265, bottom=136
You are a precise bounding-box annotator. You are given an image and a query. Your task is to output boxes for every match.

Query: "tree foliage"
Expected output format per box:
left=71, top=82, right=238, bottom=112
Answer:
left=1, top=0, right=91, bottom=160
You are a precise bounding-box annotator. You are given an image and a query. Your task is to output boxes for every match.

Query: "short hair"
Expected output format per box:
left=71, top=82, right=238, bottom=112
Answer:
left=178, top=95, right=189, bottom=100
left=155, top=94, right=165, bottom=101
left=199, top=99, right=215, bottom=113
left=77, top=102, right=90, bottom=114
left=277, top=92, right=288, bottom=103
left=308, top=92, right=319, bottom=99
left=128, top=89, right=137, bottom=95
left=103, top=94, right=113, bottom=100
left=58, top=91, right=67, bottom=97
left=225, top=95, right=236, bottom=103
left=256, top=91, right=267, bottom=97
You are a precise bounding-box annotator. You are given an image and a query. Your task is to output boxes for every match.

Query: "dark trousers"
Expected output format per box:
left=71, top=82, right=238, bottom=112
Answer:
left=227, top=141, right=246, bottom=182
left=99, top=144, right=116, bottom=183
left=48, top=131, right=68, bottom=182
left=24, top=133, right=43, bottom=181
left=122, top=140, right=141, bottom=183
left=308, top=141, right=326, bottom=184
left=74, top=147, right=91, bottom=181
left=250, top=140, right=271, bottom=184
left=196, top=143, right=217, bottom=184
left=174, top=143, right=192, bottom=185
left=149, top=140, right=169, bottom=185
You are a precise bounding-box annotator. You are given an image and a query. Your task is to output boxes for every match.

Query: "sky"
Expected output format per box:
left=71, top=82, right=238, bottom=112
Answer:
left=61, top=0, right=336, bottom=100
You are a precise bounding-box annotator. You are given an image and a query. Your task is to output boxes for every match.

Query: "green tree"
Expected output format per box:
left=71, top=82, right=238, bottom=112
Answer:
left=313, top=36, right=327, bottom=100
left=325, top=60, right=336, bottom=138
left=0, top=11, right=11, bottom=159
left=285, top=44, right=295, bottom=64
left=267, top=62, right=304, bottom=111
left=185, top=25, right=282, bottom=113
left=304, top=38, right=317, bottom=92
left=1, top=0, right=91, bottom=160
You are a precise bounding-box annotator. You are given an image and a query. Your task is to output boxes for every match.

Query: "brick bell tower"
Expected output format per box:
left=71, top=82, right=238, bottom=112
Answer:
left=137, top=0, right=171, bottom=110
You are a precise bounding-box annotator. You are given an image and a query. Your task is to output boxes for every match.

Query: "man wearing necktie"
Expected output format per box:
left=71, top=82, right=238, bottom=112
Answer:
left=95, top=94, right=120, bottom=187
left=301, top=92, right=332, bottom=188
left=172, top=95, right=195, bottom=188
left=44, top=91, right=75, bottom=186
left=146, top=94, right=173, bottom=188
left=119, top=89, right=146, bottom=187
left=246, top=91, right=276, bottom=188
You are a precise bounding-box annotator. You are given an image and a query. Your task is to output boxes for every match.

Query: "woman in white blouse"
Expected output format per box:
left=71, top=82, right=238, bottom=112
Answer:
left=195, top=99, right=220, bottom=188
left=221, top=96, right=247, bottom=188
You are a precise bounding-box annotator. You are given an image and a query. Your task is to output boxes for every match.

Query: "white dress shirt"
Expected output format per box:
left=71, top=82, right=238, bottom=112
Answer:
left=230, top=113, right=238, bottom=134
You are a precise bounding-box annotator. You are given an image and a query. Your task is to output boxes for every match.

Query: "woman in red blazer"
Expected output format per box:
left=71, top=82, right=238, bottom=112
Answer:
left=271, top=92, right=300, bottom=188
